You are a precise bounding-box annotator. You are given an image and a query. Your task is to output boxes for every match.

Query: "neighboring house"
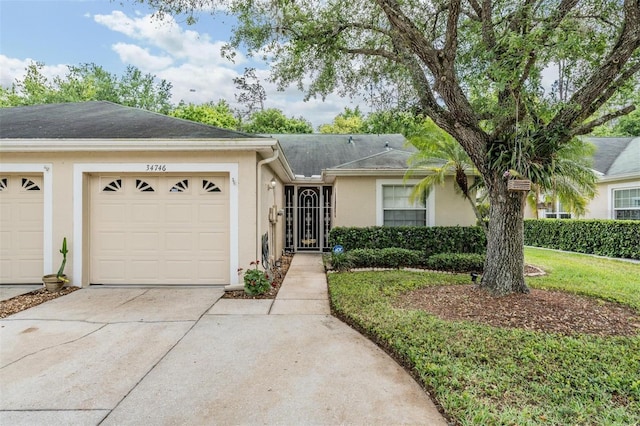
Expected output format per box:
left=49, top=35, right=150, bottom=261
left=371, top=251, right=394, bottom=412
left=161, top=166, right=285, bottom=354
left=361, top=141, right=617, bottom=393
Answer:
left=0, top=101, right=475, bottom=288
left=527, top=137, right=640, bottom=220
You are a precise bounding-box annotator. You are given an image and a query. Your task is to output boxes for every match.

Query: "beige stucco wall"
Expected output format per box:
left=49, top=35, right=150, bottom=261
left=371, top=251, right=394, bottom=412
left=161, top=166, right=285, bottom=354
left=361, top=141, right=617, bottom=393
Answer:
left=333, top=177, right=377, bottom=227
left=584, top=177, right=640, bottom=219
left=1, top=149, right=260, bottom=287
left=333, top=175, right=476, bottom=227
left=258, top=159, right=285, bottom=266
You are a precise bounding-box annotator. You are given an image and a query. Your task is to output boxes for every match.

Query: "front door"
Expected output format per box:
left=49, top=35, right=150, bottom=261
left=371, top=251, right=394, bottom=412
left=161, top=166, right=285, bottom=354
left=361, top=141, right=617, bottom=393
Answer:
left=284, top=186, right=332, bottom=252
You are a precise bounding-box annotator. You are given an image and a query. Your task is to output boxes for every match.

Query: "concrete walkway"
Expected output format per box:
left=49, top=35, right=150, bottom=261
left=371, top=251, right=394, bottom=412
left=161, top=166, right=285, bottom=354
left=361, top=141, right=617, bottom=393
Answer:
left=0, top=285, right=42, bottom=302
left=0, top=254, right=446, bottom=425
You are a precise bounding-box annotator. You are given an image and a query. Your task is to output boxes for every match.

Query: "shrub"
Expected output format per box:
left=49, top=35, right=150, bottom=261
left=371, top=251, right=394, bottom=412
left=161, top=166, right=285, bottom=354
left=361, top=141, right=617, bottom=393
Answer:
left=426, top=253, right=485, bottom=273
left=347, top=248, right=422, bottom=269
left=524, top=219, right=640, bottom=260
left=242, top=261, right=271, bottom=296
left=329, top=226, right=486, bottom=255
left=328, top=251, right=354, bottom=272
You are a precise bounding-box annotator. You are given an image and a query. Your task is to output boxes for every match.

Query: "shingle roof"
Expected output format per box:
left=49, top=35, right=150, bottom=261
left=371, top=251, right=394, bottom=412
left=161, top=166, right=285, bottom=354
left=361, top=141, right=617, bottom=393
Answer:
left=0, top=101, right=257, bottom=139
left=583, top=136, right=638, bottom=175
left=265, top=133, right=413, bottom=177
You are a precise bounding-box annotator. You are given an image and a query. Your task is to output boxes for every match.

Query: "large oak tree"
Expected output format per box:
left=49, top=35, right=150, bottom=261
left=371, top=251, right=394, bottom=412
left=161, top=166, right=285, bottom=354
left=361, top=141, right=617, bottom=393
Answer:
left=140, top=0, right=640, bottom=295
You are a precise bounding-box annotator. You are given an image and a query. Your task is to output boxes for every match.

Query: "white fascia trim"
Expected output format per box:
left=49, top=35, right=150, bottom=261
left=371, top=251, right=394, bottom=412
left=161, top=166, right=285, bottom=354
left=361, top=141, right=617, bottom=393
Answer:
left=598, top=172, right=640, bottom=183
left=375, top=178, right=435, bottom=226
left=607, top=181, right=640, bottom=219
left=0, top=163, right=53, bottom=275
left=73, top=163, right=240, bottom=287
left=1, top=139, right=276, bottom=152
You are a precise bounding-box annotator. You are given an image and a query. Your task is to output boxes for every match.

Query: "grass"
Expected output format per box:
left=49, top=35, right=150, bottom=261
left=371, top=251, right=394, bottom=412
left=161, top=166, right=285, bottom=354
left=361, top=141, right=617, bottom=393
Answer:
left=327, top=249, right=640, bottom=425
left=525, top=247, right=640, bottom=310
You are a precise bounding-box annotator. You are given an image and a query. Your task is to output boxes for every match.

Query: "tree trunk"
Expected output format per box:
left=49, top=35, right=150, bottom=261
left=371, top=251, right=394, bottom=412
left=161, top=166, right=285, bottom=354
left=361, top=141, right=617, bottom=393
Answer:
left=480, top=179, right=529, bottom=295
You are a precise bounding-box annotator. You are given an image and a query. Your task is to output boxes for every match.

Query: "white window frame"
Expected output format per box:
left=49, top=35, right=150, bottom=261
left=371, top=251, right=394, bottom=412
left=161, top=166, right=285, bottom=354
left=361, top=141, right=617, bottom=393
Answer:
left=376, top=179, right=435, bottom=227
left=610, top=184, right=640, bottom=220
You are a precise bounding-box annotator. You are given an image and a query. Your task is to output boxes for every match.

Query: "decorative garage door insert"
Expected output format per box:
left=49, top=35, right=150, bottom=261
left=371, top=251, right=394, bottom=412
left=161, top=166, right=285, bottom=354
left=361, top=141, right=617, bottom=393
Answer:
left=90, top=175, right=229, bottom=285
left=0, top=175, right=44, bottom=284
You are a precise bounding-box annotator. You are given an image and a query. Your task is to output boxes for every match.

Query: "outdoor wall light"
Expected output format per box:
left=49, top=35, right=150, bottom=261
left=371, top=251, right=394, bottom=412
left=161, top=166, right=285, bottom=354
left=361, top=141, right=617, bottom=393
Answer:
left=268, top=177, right=277, bottom=189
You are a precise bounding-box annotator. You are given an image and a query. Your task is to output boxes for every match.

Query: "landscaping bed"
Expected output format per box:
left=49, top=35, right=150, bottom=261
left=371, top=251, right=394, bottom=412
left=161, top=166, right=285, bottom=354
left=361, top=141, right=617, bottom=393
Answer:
left=328, top=248, right=640, bottom=425
left=0, top=286, right=80, bottom=319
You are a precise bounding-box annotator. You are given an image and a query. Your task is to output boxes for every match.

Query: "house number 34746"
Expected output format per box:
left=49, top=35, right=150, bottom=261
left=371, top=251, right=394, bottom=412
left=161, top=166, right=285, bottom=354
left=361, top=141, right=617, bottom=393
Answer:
left=146, top=164, right=167, bottom=172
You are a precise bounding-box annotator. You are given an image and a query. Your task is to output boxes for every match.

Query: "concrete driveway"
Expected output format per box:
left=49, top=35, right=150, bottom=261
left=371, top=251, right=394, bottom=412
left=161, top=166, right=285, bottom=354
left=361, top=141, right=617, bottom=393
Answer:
left=0, top=254, right=446, bottom=425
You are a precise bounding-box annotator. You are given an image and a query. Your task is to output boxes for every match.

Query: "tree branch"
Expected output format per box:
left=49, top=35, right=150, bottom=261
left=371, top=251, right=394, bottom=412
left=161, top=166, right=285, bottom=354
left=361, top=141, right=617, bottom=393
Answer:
left=571, top=105, right=636, bottom=136
left=548, top=0, right=640, bottom=133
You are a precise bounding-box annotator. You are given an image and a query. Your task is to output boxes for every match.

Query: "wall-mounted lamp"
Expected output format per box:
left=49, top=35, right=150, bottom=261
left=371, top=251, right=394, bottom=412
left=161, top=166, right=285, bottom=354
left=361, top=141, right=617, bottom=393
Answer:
left=268, top=177, right=277, bottom=190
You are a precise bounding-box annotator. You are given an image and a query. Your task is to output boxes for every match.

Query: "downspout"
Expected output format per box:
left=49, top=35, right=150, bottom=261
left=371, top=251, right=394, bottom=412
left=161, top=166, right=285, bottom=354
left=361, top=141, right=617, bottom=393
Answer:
left=256, top=149, right=279, bottom=263
left=225, top=148, right=279, bottom=292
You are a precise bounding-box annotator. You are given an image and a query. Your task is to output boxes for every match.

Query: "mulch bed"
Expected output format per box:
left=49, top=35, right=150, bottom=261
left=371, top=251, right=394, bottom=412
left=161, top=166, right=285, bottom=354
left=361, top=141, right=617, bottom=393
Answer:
left=395, top=284, right=640, bottom=337
left=222, top=254, right=293, bottom=299
left=0, top=286, right=80, bottom=319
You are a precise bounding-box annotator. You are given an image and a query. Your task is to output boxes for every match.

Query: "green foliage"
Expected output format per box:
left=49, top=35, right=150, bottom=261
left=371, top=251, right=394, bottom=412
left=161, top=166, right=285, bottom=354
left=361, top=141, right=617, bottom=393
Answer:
left=524, top=220, right=640, bottom=260
left=328, top=268, right=640, bottom=425
left=243, top=261, right=271, bottom=296
left=426, top=253, right=485, bottom=273
left=1, top=62, right=172, bottom=113
left=57, top=237, right=68, bottom=279
left=139, top=0, right=640, bottom=295
left=349, top=248, right=423, bottom=269
left=170, top=100, right=239, bottom=129
left=526, top=247, right=640, bottom=309
left=328, top=251, right=354, bottom=272
left=240, top=108, right=313, bottom=134
left=329, top=226, right=486, bottom=256
left=318, top=107, right=365, bottom=133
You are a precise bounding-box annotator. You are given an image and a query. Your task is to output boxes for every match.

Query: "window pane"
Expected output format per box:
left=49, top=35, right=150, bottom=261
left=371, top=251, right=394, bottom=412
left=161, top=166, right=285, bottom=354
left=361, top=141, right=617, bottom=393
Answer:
left=383, top=210, right=426, bottom=226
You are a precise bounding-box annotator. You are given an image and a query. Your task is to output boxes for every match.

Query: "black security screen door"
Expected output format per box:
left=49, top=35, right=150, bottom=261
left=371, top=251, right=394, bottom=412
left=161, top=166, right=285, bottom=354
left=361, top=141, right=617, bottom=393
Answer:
left=284, top=186, right=332, bottom=252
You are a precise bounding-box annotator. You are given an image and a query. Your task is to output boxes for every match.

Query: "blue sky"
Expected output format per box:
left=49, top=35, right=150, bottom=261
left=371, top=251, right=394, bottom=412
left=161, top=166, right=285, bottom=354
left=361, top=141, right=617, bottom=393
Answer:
left=0, top=0, right=358, bottom=128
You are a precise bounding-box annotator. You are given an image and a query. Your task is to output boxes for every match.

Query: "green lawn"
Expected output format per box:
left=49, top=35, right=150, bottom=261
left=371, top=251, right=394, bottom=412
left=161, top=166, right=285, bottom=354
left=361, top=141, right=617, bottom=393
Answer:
left=327, top=249, right=640, bottom=425
left=525, top=247, right=640, bottom=310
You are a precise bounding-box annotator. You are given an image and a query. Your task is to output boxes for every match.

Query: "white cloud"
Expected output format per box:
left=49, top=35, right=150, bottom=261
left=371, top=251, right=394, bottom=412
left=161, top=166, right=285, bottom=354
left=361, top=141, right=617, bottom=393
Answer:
left=1, top=8, right=349, bottom=129
left=111, top=43, right=174, bottom=71
left=0, top=55, right=68, bottom=88
left=93, top=11, right=244, bottom=67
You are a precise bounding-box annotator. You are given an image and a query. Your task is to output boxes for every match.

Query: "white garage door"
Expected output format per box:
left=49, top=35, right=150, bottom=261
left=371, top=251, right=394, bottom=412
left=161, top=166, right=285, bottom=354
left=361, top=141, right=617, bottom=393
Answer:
left=90, top=175, right=229, bottom=285
left=0, top=175, right=44, bottom=284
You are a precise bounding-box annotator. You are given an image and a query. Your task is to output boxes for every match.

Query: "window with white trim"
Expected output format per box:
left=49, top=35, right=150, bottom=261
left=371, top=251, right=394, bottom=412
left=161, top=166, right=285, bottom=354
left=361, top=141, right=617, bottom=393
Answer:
left=613, top=187, right=640, bottom=220
left=382, top=185, right=426, bottom=226
left=544, top=200, right=572, bottom=219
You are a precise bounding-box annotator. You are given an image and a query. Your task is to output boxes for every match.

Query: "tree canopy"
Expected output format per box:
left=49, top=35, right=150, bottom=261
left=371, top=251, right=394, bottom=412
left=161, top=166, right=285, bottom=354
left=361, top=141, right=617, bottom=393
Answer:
left=170, top=100, right=240, bottom=129
left=0, top=62, right=173, bottom=113
left=140, top=0, right=640, bottom=295
left=240, top=108, right=313, bottom=133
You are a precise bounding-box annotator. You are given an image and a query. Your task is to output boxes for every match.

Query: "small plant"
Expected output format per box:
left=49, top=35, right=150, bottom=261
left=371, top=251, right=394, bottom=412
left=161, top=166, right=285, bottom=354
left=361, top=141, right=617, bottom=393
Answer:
left=242, top=260, right=271, bottom=296
left=329, top=251, right=353, bottom=272
left=57, top=237, right=68, bottom=280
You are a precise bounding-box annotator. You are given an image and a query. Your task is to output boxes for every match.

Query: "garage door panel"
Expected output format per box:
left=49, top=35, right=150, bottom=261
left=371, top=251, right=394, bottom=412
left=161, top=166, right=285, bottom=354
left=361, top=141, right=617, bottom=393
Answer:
left=95, top=260, right=126, bottom=280
left=165, top=232, right=193, bottom=251
left=165, top=204, right=193, bottom=223
left=0, top=175, right=44, bottom=284
left=91, top=175, right=229, bottom=285
left=130, top=232, right=160, bottom=250
left=132, top=203, right=160, bottom=223
left=17, top=232, right=42, bottom=250
left=97, top=232, right=128, bottom=251
left=198, top=204, right=227, bottom=223
left=130, top=261, right=160, bottom=280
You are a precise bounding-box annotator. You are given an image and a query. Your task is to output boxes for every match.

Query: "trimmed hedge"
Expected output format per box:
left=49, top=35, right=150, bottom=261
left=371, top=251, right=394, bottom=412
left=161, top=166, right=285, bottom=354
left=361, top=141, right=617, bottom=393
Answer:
left=329, top=226, right=486, bottom=255
left=349, top=248, right=423, bottom=269
left=425, top=253, right=485, bottom=273
left=524, top=219, right=640, bottom=260
left=327, top=248, right=485, bottom=273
